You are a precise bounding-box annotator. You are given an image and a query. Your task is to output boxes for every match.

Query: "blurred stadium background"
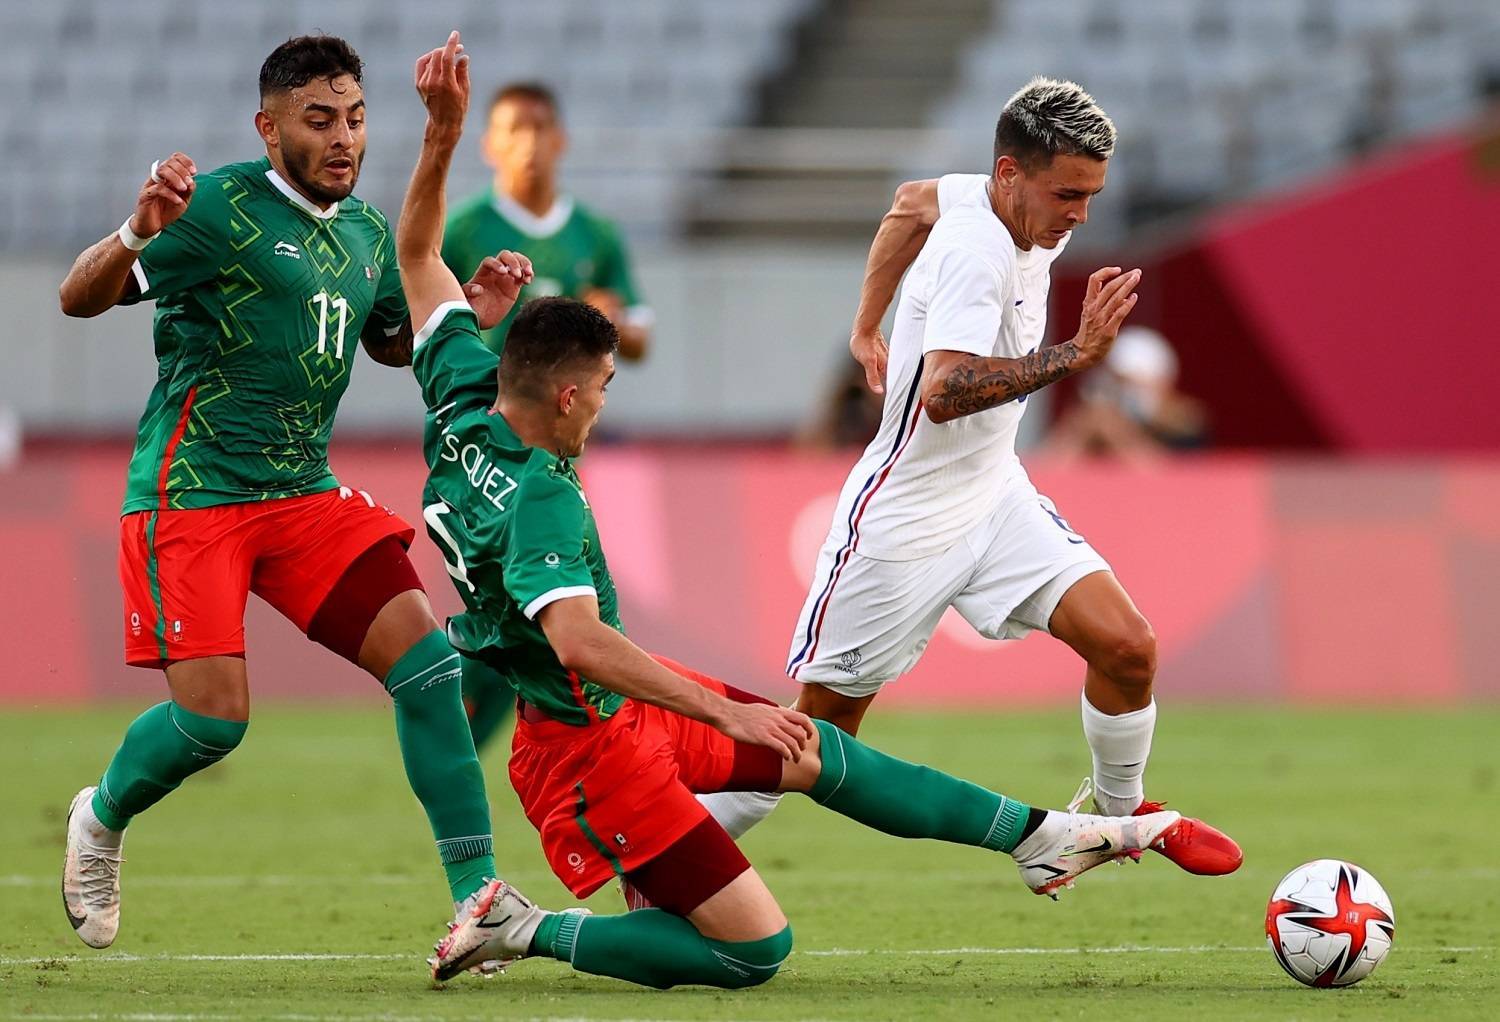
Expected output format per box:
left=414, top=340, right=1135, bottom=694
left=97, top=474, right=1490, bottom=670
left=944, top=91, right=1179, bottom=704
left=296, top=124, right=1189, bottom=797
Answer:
left=2, top=0, right=1499, bottom=710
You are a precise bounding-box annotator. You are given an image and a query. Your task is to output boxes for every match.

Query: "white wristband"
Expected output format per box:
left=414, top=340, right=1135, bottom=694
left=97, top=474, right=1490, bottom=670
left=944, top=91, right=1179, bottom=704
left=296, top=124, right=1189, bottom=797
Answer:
left=118, top=217, right=159, bottom=252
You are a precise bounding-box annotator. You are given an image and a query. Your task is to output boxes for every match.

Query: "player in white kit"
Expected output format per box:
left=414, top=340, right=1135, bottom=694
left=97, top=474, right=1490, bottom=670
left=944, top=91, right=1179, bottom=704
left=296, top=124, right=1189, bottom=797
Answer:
left=700, top=78, right=1242, bottom=884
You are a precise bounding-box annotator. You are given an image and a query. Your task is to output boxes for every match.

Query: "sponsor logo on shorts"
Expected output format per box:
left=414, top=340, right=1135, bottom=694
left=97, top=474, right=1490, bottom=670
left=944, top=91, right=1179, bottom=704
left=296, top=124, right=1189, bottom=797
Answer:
left=129, top=612, right=142, bottom=637
left=544, top=552, right=561, bottom=568
left=835, top=648, right=863, bottom=677
left=566, top=851, right=585, bottom=874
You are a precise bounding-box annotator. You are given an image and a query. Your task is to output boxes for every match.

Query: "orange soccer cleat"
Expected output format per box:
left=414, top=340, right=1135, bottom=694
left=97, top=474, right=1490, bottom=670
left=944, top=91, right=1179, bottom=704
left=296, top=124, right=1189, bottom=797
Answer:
left=1134, top=799, right=1243, bottom=875
left=1066, top=778, right=1243, bottom=876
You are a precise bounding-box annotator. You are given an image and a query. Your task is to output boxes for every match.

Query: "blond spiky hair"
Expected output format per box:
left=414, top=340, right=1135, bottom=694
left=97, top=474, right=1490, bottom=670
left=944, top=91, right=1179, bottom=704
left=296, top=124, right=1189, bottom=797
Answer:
left=994, top=76, right=1116, bottom=167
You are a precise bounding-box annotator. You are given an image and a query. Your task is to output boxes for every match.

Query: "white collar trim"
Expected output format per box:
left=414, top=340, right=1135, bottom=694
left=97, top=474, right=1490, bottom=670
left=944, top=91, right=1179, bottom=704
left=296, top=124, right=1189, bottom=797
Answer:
left=264, top=166, right=340, bottom=220
left=490, top=189, right=573, bottom=238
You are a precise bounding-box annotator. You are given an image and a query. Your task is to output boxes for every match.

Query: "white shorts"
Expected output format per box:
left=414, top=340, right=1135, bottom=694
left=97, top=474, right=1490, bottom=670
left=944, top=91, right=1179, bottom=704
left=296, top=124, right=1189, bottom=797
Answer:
left=784, top=482, right=1110, bottom=698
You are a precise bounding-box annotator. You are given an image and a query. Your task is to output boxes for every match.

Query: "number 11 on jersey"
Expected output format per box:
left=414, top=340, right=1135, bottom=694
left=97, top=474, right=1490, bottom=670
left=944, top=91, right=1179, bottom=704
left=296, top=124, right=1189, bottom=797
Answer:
left=312, top=291, right=350, bottom=359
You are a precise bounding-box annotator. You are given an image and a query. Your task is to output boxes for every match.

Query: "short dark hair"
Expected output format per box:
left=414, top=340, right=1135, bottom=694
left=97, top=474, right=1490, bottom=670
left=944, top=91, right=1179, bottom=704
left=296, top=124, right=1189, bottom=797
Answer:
left=259, top=35, right=364, bottom=101
left=488, top=81, right=560, bottom=119
left=499, top=297, right=618, bottom=401
left=993, top=77, right=1116, bottom=171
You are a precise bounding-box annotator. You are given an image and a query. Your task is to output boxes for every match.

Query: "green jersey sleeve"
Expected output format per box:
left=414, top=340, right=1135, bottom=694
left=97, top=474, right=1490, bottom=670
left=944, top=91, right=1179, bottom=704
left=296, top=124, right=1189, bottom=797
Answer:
left=593, top=219, right=643, bottom=308
left=122, top=176, right=234, bottom=303
left=503, top=466, right=597, bottom=619
left=411, top=301, right=498, bottom=414
left=368, top=216, right=408, bottom=332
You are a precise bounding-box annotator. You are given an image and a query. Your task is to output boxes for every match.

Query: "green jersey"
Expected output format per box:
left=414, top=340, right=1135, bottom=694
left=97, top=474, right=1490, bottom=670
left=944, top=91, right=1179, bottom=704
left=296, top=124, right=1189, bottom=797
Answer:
left=412, top=301, right=624, bottom=727
left=118, top=157, right=408, bottom=513
left=441, top=189, right=647, bottom=354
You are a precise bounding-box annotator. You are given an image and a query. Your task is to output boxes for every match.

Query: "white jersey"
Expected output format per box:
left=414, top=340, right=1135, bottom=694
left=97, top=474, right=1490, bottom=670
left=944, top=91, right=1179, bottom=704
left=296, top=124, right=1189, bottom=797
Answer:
left=824, top=173, right=1070, bottom=561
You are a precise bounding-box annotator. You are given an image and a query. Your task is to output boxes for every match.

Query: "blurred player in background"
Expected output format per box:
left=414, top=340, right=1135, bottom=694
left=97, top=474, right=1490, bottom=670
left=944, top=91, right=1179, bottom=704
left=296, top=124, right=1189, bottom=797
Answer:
left=699, top=79, right=1242, bottom=879
left=1044, top=325, right=1209, bottom=459
left=53, top=35, right=525, bottom=951
left=394, top=38, right=1183, bottom=988
left=441, top=80, right=652, bottom=754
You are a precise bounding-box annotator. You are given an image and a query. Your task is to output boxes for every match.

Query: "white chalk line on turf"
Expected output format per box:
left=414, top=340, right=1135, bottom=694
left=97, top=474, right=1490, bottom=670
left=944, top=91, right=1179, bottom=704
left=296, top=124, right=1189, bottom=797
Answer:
left=10, top=866, right=1500, bottom=888
left=3, top=946, right=1492, bottom=967
left=0, top=874, right=430, bottom=888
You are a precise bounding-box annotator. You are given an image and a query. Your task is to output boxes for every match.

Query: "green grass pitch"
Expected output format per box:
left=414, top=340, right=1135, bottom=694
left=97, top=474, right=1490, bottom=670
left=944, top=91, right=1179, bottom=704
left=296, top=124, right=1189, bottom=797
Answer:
left=3, top=706, right=1497, bottom=1020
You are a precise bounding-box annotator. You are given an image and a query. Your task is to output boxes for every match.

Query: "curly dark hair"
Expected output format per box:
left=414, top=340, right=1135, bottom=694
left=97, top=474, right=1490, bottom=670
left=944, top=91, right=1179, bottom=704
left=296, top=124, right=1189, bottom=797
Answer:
left=499, top=297, right=619, bottom=401
left=259, top=35, right=364, bottom=100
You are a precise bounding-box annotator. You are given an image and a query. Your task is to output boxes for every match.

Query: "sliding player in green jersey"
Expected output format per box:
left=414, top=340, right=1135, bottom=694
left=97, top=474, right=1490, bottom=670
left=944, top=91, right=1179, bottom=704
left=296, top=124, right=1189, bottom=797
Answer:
left=55, top=35, right=527, bottom=952
left=441, top=79, right=651, bottom=754
left=399, top=33, right=1183, bottom=991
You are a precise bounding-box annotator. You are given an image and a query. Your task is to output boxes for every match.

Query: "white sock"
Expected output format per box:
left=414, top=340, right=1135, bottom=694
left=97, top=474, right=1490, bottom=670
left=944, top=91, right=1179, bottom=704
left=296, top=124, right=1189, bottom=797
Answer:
left=79, top=798, right=124, bottom=848
left=1080, top=694, right=1156, bottom=816
left=697, top=789, right=783, bottom=839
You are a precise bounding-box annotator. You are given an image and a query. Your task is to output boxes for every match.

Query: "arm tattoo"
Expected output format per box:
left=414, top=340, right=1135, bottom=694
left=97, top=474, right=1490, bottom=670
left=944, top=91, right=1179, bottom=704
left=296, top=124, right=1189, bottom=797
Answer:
left=360, top=319, right=415, bottom=367
left=926, top=342, right=1083, bottom=421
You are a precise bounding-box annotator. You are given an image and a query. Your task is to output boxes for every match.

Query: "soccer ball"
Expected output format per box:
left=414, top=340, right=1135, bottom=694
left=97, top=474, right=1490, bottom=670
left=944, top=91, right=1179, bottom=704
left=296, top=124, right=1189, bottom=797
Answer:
left=1265, top=859, right=1395, bottom=987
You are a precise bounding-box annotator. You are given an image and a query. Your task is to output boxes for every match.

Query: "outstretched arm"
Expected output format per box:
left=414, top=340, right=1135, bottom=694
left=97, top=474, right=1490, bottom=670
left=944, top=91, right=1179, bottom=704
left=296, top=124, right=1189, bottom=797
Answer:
left=399, top=33, right=530, bottom=343
left=59, top=153, right=197, bottom=317
left=920, top=266, right=1141, bottom=424
left=396, top=32, right=473, bottom=335
left=850, top=179, right=939, bottom=393
left=538, top=595, right=814, bottom=762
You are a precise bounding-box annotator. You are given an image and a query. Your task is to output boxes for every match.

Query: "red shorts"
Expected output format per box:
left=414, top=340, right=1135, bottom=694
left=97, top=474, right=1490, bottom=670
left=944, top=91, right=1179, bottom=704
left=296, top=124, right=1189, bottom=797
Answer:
left=119, top=488, right=415, bottom=667
left=508, top=655, right=784, bottom=900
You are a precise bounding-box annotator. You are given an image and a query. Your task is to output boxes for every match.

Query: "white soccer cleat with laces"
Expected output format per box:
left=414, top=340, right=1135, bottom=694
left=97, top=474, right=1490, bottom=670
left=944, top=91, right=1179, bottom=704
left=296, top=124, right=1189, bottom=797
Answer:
left=1011, top=803, right=1180, bottom=899
left=62, top=787, right=124, bottom=948
left=431, top=879, right=548, bottom=981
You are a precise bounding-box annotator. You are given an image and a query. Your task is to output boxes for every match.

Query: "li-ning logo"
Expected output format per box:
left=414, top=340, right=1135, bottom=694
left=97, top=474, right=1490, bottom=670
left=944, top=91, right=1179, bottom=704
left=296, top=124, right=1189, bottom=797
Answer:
left=835, top=648, right=863, bottom=676
left=274, top=241, right=301, bottom=260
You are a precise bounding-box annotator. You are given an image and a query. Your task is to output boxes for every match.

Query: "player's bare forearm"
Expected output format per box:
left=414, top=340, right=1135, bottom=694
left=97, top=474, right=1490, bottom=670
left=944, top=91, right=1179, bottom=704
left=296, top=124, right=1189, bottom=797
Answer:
left=395, top=124, right=467, bottom=335
left=540, top=601, right=732, bottom=727
left=852, top=179, right=939, bottom=337
left=398, top=122, right=460, bottom=267
left=398, top=34, right=471, bottom=333
left=62, top=151, right=196, bottom=318
left=359, top=319, right=415, bottom=367
left=921, top=342, right=1086, bottom=423
left=58, top=233, right=139, bottom=318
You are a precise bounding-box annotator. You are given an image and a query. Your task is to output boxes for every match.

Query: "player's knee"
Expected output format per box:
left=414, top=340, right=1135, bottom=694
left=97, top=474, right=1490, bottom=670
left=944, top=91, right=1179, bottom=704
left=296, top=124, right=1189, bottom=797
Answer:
left=714, top=924, right=793, bottom=989
left=796, top=686, right=868, bottom=736
left=1098, top=619, right=1156, bottom=691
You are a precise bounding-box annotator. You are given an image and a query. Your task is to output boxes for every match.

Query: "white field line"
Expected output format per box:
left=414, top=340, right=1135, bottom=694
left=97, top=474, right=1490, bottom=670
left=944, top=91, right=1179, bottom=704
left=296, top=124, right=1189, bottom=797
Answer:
left=8, top=866, right=1500, bottom=890
left=0, top=874, right=430, bottom=888
left=2, top=946, right=1492, bottom=967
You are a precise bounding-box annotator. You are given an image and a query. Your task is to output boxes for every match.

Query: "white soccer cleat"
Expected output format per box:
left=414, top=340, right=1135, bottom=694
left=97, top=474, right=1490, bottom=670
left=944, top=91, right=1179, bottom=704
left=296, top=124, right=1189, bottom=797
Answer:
left=1011, top=806, right=1181, bottom=899
left=61, top=787, right=124, bottom=948
left=431, top=879, right=547, bottom=981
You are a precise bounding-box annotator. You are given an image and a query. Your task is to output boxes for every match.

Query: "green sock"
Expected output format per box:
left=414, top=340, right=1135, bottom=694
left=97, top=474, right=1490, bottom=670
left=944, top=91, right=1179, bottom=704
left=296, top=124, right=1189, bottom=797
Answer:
left=459, top=655, right=516, bottom=754
left=385, top=630, right=495, bottom=902
left=531, top=908, right=792, bottom=990
left=92, top=702, right=248, bottom=831
left=808, top=719, right=1032, bottom=852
